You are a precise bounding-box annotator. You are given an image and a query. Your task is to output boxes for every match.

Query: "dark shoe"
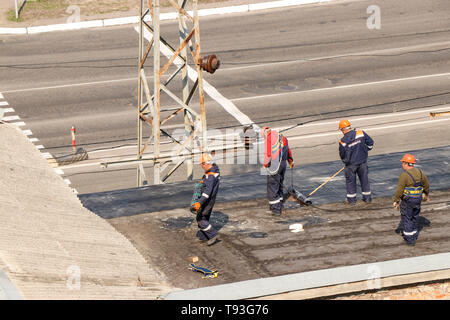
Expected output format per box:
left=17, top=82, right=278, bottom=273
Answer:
left=207, top=237, right=220, bottom=246
left=395, top=228, right=403, bottom=235
left=363, top=199, right=372, bottom=204
left=405, top=241, right=415, bottom=246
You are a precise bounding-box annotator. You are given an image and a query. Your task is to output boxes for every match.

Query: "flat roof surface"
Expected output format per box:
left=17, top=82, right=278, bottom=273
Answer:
left=107, top=189, right=450, bottom=292
left=83, top=146, right=450, bottom=293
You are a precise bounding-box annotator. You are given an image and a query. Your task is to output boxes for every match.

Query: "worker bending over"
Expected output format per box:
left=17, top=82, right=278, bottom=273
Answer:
left=261, top=126, right=294, bottom=216
left=393, top=154, right=430, bottom=246
left=191, top=153, right=221, bottom=246
left=338, top=119, right=374, bottom=204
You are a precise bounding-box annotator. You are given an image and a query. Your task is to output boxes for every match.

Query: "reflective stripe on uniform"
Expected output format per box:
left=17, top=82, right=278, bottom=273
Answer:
left=403, top=230, right=417, bottom=236
left=269, top=197, right=283, bottom=204
left=347, top=194, right=357, bottom=198
left=201, top=224, right=212, bottom=232
left=355, top=130, right=364, bottom=139
left=206, top=172, right=220, bottom=178
left=362, top=191, right=371, bottom=195
left=202, top=193, right=210, bottom=199
left=339, top=139, right=346, bottom=147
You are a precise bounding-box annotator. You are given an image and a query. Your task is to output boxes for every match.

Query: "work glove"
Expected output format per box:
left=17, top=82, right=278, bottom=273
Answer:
left=289, top=161, right=295, bottom=169
left=190, top=202, right=201, bottom=214
left=393, top=202, right=400, bottom=210
left=422, top=194, right=430, bottom=202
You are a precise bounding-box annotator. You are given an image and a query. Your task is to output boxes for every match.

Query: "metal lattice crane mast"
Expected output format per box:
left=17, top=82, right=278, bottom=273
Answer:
left=137, top=0, right=220, bottom=186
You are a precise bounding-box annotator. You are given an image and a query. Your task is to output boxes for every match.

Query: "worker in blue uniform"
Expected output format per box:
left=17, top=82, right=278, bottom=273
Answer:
left=338, top=120, right=374, bottom=204
left=393, top=154, right=430, bottom=246
left=191, top=153, right=221, bottom=246
left=261, top=126, right=294, bottom=216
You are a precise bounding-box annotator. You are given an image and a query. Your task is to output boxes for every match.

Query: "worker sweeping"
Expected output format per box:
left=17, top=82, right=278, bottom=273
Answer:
left=261, top=126, right=294, bottom=216
left=338, top=119, right=374, bottom=204
left=393, top=154, right=430, bottom=246
left=191, top=153, right=221, bottom=246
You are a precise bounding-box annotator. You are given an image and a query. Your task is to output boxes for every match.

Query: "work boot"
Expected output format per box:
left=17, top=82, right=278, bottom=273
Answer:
left=207, top=237, right=220, bottom=246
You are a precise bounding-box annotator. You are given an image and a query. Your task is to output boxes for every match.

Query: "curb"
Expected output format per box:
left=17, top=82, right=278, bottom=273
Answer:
left=0, top=0, right=330, bottom=35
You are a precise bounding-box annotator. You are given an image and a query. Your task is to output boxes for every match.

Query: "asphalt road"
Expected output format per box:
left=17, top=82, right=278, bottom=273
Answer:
left=1, top=0, right=450, bottom=193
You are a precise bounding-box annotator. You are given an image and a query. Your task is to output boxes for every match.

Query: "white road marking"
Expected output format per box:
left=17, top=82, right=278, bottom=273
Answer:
left=0, top=101, right=9, bottom=106
left=2, top=108, right=14, bottom=113
left=284, top=104, right=450, bottom=130
left=11, top=121, right=26, bottom=127
left=221, top=41, right=450, bottom=72
left=1, top=77, right=137, bottom=94
left=232, top=72, right=450, bottom=102
left=288, top=117, right=450, bottom=142
left=0, top=93, right=3, bottom=99
left=22, top=130, right=33, bottom=136
left=138, top=27, right=255, bottom=126
left=2, top=115, right=20, bottom=121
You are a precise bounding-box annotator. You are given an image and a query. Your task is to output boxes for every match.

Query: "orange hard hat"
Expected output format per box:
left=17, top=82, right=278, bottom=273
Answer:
left=338, top=119, right=351, bottom=130
left=261, top=126, right=271, bottom=137
left=400, top=154, right=416, bottom=164
left=199, top=153, right=213, bottom=164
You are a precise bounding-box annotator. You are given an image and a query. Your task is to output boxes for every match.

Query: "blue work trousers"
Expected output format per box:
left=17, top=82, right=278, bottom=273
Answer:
left=196, top=210, right=217, bottom=241
left=399, top=197, right=422, bottom=245
left=344, top=162, right=371, bottom=203
left=267, top=162, right=286, bottom=214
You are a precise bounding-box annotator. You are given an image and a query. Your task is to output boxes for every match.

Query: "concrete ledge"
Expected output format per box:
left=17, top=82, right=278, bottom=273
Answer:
left=254, top=269, right=450, bottom=300
left=163, top=253, right=450, bottom=300
left=0, top=0, right=331, bottom=35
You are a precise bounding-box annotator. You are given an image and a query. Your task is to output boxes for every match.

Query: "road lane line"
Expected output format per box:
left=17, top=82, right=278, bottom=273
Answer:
left=221, top=41, right=450, bottom=72
left=288, top=117, right=450, bottom=142
left=1, top=77, right=137, bottom=94
left=232, top=72, right=450, bottom=102
left=283, top=104, right=450, bottom=130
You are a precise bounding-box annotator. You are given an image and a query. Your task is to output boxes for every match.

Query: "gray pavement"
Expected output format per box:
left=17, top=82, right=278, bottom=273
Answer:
left=1, top=0, right=449, bottom=182
left=79, top=145, right=450, bottom=218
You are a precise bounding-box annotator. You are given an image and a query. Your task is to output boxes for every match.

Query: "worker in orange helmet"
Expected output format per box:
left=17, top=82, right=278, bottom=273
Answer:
left=338, top=119, right=374, bottom=204
left=393, top=154, right=430, bottom=246
left=190, top=153, right=221, bottom=246
left=260, top=126, right=294, bottom=216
